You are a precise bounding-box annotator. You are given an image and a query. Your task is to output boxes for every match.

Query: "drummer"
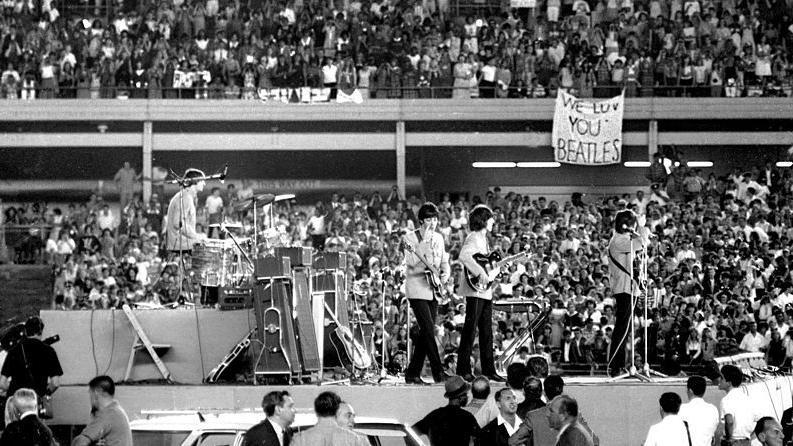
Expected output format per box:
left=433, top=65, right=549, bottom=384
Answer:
left=166, top=168, right=208, bottom=254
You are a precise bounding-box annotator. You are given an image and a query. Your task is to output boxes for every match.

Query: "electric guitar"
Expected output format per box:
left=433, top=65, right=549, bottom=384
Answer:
left=465, top=251, right=530, bottom=293
left=401, top=239, right=449, bottom=303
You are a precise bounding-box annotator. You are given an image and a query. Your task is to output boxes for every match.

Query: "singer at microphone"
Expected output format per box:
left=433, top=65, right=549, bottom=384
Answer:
left=166, top=168, right=208, bottom=252
left=606, top=209, right=650, bottom=376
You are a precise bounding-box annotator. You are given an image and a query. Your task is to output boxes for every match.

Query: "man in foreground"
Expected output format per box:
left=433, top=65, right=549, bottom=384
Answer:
left=242, top=390, right=296, bottom=446
left=72, top=375, right=132, bottom=446
left=413, top=375, right=480, bottom=445
left=291, top=391, right=367, bottom=446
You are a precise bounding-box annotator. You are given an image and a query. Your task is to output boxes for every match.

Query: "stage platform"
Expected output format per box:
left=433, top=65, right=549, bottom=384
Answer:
left=41, top=310, right=793, bottom=446
left=50, top=376, right=793, bottom=446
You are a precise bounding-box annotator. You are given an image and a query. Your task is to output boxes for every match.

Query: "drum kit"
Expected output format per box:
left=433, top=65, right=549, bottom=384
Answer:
left=190, top=193, right=295, bottom=289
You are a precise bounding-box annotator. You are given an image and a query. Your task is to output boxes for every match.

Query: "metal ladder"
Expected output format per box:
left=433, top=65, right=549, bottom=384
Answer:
left=122, top=304, right=172, bottom=383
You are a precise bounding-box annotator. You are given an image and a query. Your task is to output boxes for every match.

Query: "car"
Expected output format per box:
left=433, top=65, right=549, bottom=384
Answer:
left=130, top=410, right=427, bottom=446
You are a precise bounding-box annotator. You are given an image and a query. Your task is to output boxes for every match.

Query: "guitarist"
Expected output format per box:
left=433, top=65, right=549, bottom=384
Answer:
left=456, top=205, right=505, bottom=383
left=402, top=202, right=450, bottom=385
left=607, top=209, right=651, bottom=376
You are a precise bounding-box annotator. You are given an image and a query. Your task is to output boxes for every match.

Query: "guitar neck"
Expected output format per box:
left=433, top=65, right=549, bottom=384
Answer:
left=493, top=253, right=526, bottom=268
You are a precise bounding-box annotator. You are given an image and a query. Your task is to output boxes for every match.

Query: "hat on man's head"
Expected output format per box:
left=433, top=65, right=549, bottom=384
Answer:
left=444, top=375, right=470, bottom=399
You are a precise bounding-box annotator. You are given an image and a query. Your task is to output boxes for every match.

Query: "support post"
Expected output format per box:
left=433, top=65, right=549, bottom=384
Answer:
left=142, top=121, right=153, bottom=203
left=648, top=120, right=658, bottom=159
left=396, top=121, right=406, bottom=199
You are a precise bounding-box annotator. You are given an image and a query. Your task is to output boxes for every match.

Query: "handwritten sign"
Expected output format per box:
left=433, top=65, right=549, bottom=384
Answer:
left=510, top=0, right=537, bottom=7
left=552, top=90, right=624, bottom=165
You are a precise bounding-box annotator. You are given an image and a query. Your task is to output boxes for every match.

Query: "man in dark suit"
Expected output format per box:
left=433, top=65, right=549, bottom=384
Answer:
left=700, top=266, right=721, bottom=297
left=481, top=388, right=523, bottom=446
left=242, top=390, right=296, bottom=446
left=568, top=328, right=587, bottom=364
left=0, top=388, right=55, bottom=445
left=516, top=377, right=545, bottom=420
left=548, top=396, right=593, bottom=446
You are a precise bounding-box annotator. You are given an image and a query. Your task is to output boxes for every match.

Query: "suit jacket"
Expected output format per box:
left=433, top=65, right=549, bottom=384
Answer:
left=403, top=229, right=450, bottom=301
left=241, top=419, right=291, bottom=446
left=0, top=413, right=55, bottom=446
left=569, top=339, right=586, bottom=364
left=165, top=188, right=203, bottom=251
left=458, top=231, right=493, bottom=300
left=701, top=275, right=720, bottom=297
left=481, top=418, right=513, bottom=446
left=291, top=418, right=368, bottom=446
left=557, top=420, right=594, bottom=446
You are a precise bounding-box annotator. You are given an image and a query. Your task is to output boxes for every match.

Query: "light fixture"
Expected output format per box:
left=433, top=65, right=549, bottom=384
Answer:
left=776, top=161, right=793, bottom=168
left=471, top=162, right=516, bottom=168
left=687, top=161, right=713, bottom=168
left=516, top=162, right=561, bottom=168
left=624, top=161, right=651, bottom=168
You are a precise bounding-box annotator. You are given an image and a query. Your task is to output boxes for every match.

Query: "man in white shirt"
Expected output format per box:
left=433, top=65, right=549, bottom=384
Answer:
left=481, top=388, right=522, bottom=445
left=739, top=321, right=766, bottom=352
left=644, top=392, right=690, bottom=446
left=631, top=190, right=650, bottom=215
left=97, top=204, right=116, bottom=230
left=719, top=365, right=760, bottom=446
left=204, top=187, right=224, bottom=236
left=679, top=376, right=719, bottom=446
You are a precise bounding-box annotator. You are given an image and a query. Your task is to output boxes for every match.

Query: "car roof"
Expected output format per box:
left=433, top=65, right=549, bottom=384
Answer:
left=130, top=411, right=407, bottom=431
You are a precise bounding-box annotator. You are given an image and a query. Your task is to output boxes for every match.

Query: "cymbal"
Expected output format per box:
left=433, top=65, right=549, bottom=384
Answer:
left=275, top=194, right=296, bottom=202
left=233, top=193, right=275, bottom=211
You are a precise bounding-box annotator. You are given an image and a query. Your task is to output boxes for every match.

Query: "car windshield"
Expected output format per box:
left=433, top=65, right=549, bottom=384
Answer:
left=132, top=430, right=191, bottom=446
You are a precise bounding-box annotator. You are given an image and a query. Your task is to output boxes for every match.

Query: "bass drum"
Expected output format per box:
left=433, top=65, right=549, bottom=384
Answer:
left=191, top=240, right=233, bottom=286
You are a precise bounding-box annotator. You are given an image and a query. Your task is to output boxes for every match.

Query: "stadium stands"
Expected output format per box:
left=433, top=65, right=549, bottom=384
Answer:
left=1, top=0, right=791, bottom=100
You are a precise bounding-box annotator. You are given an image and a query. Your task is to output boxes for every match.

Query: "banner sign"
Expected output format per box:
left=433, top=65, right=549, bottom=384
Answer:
left=552, top=90, right=624, bottom=165
left=510, top=0, right=536, bottom=7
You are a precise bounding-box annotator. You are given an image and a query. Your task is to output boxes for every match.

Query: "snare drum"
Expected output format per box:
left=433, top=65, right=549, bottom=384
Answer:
left=192, top=240, right=234, bottom=286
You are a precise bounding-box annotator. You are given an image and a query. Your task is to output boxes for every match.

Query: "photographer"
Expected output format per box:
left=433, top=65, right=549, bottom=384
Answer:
left=0, top=317, right=63, bottom=409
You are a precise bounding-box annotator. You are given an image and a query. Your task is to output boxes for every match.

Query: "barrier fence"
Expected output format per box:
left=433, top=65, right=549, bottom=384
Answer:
left=2, top=83, right=790, bottom=101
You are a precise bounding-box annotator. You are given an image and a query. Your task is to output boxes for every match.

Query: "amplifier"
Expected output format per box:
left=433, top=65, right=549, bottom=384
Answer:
left=274, top=247, right=313, bottom=268
left=255, top=255, right=292, bottom=280
left=312, top=252, right=347, bottom=270
left=219, top=286, right=253, bottom=310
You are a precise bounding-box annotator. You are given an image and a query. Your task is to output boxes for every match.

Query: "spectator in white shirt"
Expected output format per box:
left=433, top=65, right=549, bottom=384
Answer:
left=645, top=392, right=690, bottom=446
left=96, top=204, right=116, bottom=230
left=631, top=190, right=650, bottom=215
left=679, top=376, right=719, bottom=446
left=739, top=321, right=766, bottom=352
left=719, top=365, right=761, bottom=445
left=204, top=187, right=224, bottom=236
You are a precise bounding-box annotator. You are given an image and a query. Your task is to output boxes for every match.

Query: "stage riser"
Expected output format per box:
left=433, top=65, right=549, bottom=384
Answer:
left=41, top=309, right=255, bottom=385
left=48, top=378, right=793, bottom=446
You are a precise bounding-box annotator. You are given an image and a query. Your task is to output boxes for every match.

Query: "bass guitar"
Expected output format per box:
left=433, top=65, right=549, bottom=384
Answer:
left=401, top=240, right=449, bottom=303
left=465, top=251, right=529, bottom=293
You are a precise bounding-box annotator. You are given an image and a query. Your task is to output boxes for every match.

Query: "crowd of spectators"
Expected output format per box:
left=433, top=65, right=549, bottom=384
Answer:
left=1, top=0, right=792, bottom=101
left=4, top=154, right=793, bottom=376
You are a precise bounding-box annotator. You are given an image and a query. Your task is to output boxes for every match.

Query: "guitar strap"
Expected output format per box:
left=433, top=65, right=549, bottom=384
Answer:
left=608, top=246, right=641, bottom=290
